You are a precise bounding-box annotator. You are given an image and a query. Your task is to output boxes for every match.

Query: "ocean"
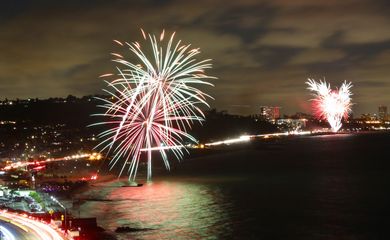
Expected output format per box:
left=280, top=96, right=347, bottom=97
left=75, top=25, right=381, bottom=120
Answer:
left=73, top=132, right=390, bottom=239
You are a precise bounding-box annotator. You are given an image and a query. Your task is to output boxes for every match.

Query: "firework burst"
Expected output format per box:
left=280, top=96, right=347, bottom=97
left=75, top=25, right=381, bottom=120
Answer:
left=92, top=29, right=215, bottom=182
left=306, top=78, right=353, bottom=132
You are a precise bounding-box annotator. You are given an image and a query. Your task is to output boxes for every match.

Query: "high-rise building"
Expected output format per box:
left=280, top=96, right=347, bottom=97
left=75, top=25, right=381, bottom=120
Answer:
left=259, top=106, right=280, bottom=122
left=378, top=105, right=388, bottom=120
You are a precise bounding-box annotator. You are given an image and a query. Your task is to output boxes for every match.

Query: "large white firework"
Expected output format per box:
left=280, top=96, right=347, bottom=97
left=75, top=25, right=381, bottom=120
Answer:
left=306, top=78, right=353, bottom=132
left=92, top=29, right=215, bottom=182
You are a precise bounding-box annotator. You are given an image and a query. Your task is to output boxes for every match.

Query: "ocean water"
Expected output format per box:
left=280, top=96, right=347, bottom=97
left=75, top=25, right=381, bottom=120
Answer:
left=74, top=132, right=390, bottom=239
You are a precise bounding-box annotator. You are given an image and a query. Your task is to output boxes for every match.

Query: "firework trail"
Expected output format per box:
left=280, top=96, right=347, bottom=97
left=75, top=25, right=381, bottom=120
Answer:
left=92, top=29, right=215, bottom=182
left=306, top=78, right=353, bottom=132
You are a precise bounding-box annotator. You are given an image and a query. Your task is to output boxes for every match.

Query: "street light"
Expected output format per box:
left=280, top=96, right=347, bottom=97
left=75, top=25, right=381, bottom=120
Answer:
left=51, top=196, right=67, bottom=232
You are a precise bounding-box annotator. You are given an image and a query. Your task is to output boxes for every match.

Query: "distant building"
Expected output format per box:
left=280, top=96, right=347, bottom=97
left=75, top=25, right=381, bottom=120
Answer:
left=259, top=106, right=280, bottom=122
left=276, top=118, right=307, bottom=131
left=290, top=112, right=313, bottom=120
left=361, top=113, right=378, bottom=121
left=378, top=105, right=388, bottom=121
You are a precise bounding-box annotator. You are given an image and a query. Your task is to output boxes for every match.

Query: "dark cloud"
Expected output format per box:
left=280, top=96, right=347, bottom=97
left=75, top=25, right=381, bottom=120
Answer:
left=0, top=0, right=389, bottom=115
left=355, top=81, right=389, bottom=88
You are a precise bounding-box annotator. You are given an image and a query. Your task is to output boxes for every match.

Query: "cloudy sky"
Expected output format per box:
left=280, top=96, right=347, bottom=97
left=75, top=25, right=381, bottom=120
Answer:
left=1, top=0, right=389, bottom=115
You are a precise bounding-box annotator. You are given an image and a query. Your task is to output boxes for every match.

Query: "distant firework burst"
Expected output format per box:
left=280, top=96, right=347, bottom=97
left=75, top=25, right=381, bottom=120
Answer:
left=92, top=29, right=215, bottom=182
left=306, top=79, right=353, bottom=132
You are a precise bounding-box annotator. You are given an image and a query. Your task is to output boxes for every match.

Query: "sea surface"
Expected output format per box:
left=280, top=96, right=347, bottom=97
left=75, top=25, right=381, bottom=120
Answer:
left=73, top=132, right=390, bottom=239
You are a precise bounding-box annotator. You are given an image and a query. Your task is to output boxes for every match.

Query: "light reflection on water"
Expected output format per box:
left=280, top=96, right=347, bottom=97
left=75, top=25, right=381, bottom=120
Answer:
left=72, top=132, right=390, bottom=240
left=75, top=180, right=233, bottom=240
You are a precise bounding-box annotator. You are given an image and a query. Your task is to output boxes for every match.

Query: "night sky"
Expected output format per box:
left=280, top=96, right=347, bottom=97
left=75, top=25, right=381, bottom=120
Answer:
left=1, top=0, right=389, bottom=115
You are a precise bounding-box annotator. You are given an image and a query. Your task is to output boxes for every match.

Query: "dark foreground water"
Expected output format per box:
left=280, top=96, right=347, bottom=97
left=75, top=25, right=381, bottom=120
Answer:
left=74, top=132, right=390, bottom=239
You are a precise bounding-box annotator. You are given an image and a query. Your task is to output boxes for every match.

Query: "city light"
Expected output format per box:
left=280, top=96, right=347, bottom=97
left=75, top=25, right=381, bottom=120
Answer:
left=0, top=225, right=16, bottom=240
left=204, top=131, right=315, bottom=146
left=2, top=152, right=101, bottom=171
left=205, top=135, right=251, bottom=146
left=0, top=211, right=64, bottom=240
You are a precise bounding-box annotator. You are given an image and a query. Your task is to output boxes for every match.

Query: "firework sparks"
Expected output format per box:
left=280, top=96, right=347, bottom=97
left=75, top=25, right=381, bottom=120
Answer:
left=306, top=78, right=353, bottom=132
left=92, top=30, right=215, bottom=182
